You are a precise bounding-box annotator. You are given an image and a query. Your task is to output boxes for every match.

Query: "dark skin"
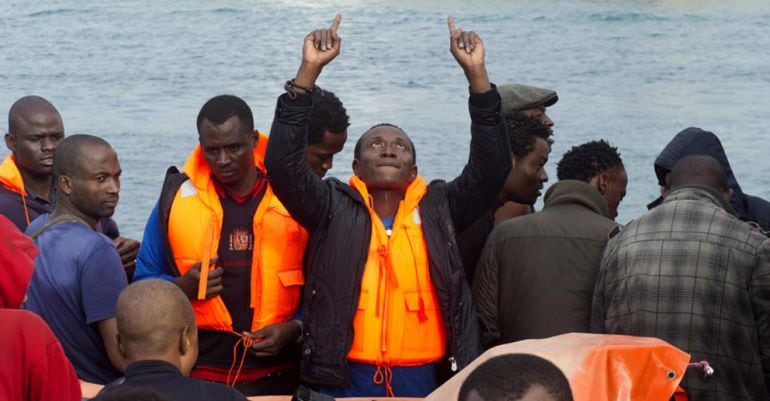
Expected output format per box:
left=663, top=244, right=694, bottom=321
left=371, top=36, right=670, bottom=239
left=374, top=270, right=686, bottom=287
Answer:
left=239, top=16, right=354, bottom=357
left=294, top=15, right=491, bottom=218
left=5, top=101, right=140, bottom=279
left=175, top=108, right=300, bottom=356
left=174, top=257, right=224, bottom=299
left=4, top=107, right=63, bottom=200
left=353, top=126, right=417, bottom=218
left=175, top=117, right=256, bottom=298
left=53, top=144, right=127, bottom=373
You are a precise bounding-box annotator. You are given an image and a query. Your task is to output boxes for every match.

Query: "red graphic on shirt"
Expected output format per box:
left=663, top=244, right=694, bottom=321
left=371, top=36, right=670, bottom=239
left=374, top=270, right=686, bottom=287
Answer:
left=229, top=228, right=253, bottom=251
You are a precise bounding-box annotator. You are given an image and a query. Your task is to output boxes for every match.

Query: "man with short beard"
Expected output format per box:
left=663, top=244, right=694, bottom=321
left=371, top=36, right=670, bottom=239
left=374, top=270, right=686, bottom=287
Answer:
left=25, top=134, right=128, bottom=384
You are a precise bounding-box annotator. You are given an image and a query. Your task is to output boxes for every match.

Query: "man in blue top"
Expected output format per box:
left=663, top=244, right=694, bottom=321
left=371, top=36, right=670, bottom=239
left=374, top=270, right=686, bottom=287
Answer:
left=25, top=134, right=128, bottom=384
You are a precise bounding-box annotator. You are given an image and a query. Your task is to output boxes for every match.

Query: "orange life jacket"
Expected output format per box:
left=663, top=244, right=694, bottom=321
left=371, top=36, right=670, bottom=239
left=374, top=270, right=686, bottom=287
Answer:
left=0, top=155, right=32, bottom=225
left=347, top=175, right=446, bottom=366
left=167, top=132, right=307, bottom=332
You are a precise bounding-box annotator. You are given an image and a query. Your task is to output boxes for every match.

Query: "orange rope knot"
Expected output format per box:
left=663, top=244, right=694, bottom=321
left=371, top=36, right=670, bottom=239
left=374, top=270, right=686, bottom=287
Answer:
left=226, top=331, right=255, bottom=386
left=373, top=364, right=395, bottom=397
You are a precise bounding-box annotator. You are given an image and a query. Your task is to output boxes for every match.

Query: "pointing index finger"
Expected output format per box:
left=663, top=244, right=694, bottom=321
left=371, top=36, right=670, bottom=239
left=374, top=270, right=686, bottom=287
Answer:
left=447, top=16, right=456, bottom=34
left=330, top=14, right=342, bottom=34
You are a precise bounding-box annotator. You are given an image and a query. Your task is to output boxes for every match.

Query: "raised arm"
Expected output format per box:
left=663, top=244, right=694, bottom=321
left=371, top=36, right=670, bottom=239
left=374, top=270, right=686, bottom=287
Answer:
left=265, top=15, right=342, bottom=232
left=448, top=16, right=491, bottom=94
left=445, top=17, right=512, bottom=230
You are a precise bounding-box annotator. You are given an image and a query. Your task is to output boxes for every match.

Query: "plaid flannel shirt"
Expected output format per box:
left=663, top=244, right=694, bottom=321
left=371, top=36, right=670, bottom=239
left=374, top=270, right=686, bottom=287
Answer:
left=592, top=186, right=770, bottom=400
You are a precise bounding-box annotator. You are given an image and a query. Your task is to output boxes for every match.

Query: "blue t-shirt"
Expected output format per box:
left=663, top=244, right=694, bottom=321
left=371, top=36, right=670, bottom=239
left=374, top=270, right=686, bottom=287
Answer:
left=25, top=214, right=128, bottom=384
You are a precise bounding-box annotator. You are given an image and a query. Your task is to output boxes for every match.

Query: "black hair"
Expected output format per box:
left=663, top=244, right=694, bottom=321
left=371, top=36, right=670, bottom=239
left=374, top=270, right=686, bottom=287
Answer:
left=458, top=354, right=574, bottom=401
left=557, top=140, right=624, bottom=182
left=505, top=111, right=552, bottom=160
left=668, top=155, right=728, bottom=192
left=196, top=95, right=254, bottom=134
left=353, top=123, right=416, bottom=162
left=308, top=89, right=350, bottom=145
left=53, top=134, right=112, bottom=183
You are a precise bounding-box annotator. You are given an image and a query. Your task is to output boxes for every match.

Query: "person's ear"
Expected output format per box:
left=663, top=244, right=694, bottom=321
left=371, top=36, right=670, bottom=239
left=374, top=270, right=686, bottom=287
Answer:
left=352, top=159, right=360, bottom=176
left=180, top=326, right=192, bottom=355
left=117, top=333, right=128, bottom=360
left=4, top=133, right=15, bottom=152
left=723, top=188, right=734, bottom=203
left=251, top=130, right=259, bottom=148
left=409, top=165, right=418, bottom=182
left=597, top=172, right=610, bottom=195
left=59, top=175, right=73, bottom=195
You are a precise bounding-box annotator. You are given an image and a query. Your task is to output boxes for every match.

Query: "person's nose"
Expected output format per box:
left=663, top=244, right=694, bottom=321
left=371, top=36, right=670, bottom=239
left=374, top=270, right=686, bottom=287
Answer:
left=40, top=136, right=57, bottom=152
left=380, top=143, right=398, bottom=158
left=541, top=112, right=554, bottom=127
left=215, top=150, right=230, bottom=166
left=106, top=176, right=120, bottom=194
left=540, top=169, right=549, bottom=182
left=322, top=157, right=333, bottom=171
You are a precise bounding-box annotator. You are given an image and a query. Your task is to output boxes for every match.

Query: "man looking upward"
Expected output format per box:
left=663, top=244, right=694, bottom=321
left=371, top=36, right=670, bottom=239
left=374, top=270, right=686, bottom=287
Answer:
left=265, top=15, right=511, bottom=397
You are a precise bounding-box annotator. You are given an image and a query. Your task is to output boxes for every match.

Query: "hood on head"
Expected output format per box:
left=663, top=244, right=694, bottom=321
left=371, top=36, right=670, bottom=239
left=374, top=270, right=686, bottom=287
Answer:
left=0, top=215, right=37, bottom=309
left=650, top=127, right=747, bottom=217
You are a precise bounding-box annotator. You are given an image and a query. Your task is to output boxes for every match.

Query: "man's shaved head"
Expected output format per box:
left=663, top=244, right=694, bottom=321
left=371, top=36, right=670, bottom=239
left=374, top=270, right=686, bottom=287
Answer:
left=5, top=95, right=64, bottom=180
left=668, top=155, right=728, bottom=193
left=8, top=95, right=61, bottom=133
left=116, top=279, right=196, bottom=359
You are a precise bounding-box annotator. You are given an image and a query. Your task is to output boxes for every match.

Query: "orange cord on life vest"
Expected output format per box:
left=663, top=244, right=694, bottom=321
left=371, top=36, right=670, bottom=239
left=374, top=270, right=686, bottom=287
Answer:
left=21, top=193, right=30, bottom=226
left=225, top=330, right=255, bottom=386
left=373, top=364, right=395, bottom=397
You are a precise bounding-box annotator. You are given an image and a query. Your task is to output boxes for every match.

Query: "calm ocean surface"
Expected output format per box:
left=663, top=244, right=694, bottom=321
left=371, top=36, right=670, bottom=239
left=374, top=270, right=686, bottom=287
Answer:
left=1, top=1, right=769, bottom=239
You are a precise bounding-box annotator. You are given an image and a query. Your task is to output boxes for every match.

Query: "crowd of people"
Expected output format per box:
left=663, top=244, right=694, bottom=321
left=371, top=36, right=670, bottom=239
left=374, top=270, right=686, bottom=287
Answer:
left=1, top=15, right=769, bottom=401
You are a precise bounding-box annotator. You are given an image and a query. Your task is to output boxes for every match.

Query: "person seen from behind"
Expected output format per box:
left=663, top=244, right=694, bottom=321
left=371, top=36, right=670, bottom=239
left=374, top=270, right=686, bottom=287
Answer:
left=94, top=279, right=246, bottom=401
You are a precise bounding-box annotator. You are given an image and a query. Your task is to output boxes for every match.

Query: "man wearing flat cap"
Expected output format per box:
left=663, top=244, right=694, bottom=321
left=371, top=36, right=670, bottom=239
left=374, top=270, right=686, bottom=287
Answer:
left=456, top=83, right=557, bottom=284
left=499, top=83, right=558, bottom=135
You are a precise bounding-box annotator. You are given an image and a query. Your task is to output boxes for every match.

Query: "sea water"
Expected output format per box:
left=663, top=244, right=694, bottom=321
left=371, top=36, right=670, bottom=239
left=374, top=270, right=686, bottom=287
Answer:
left=1, top=0, right=769, bottom=239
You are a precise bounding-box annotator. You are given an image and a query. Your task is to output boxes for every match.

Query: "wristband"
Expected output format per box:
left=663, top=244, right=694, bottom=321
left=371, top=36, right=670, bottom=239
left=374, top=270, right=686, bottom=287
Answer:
left=285, top=79, right=316, bottom=98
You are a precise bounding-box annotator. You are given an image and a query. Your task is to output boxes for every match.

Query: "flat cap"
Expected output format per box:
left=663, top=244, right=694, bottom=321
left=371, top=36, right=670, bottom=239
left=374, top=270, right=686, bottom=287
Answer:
left=499, top=83, right=558, bottom=114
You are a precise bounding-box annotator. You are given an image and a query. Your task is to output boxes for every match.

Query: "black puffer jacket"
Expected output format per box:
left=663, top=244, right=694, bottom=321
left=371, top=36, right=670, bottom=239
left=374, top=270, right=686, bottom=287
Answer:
left=649, top=127, right=770, bottom=233
left=264, top=87, right=510, bottom=387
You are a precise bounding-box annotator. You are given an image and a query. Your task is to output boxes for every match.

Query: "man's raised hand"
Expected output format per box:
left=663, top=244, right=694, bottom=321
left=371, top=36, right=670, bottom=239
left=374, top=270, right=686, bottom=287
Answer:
left=295, top=14, right=342, bottom=89
left=448, top=16, right=491, bottom=93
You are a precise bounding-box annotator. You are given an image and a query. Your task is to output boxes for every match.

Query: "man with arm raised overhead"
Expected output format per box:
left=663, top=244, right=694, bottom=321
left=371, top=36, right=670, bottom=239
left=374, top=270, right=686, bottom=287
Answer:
left=265, top=15, right=511, bottom=397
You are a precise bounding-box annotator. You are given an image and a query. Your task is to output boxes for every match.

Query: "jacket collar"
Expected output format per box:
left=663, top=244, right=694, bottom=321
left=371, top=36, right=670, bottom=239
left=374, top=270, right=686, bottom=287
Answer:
left=664, top=185, right=735, bottom=214
left=124, top=360, right=183, bottom=379
left=543, top=180, right=610, bottom=218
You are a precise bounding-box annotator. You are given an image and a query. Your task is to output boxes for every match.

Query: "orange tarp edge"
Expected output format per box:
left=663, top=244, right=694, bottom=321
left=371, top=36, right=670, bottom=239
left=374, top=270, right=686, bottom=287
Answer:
left=425, top=332, right=690, bottom=401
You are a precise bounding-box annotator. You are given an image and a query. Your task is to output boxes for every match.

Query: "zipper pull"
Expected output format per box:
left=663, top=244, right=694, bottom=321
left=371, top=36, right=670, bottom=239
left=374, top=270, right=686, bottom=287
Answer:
left=449, top=356, right=458, bottom=372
